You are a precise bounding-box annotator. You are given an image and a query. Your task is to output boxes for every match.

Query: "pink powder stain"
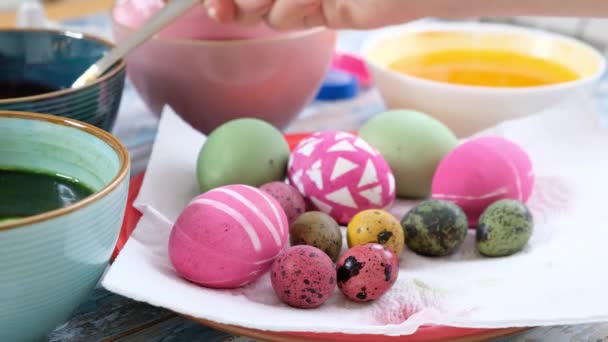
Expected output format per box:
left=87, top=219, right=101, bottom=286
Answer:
left=527, top=176, right=572, bottom=223
left=373, top=301, right=422, bottom=325
left=525, top=176, right=573, bottom=244
left=371, top=278, right=450, bottom=326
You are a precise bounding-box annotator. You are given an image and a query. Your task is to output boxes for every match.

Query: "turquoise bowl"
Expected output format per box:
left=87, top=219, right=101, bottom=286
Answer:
left=0, top=29, right=126, bottom=132
left=0, top=111, right=130, bottom=342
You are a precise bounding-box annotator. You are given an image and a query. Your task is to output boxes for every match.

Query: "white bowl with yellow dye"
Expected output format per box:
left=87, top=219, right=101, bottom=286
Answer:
left=362, top=22, right=606, bottom=137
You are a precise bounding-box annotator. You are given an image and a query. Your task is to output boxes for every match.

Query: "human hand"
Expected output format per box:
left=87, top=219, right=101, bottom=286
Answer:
left=202, top=0, right=426, bottom=30
left=194, top=0, right=608, bottom=31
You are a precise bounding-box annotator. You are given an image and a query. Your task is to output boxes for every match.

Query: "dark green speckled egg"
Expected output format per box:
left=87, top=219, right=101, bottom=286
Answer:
left=401, top=200, right=468, bottom=257
left=476, top=199, right=533, bottom=257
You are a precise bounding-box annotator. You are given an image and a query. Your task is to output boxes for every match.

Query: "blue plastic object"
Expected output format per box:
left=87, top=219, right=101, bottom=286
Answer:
left=315, top=68, right=359, bottom=101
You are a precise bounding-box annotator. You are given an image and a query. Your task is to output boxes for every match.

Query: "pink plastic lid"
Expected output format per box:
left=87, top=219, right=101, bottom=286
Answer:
left=331, top=52, right=373, bottom=87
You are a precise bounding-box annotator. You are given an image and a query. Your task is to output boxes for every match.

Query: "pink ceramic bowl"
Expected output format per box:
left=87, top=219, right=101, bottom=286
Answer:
left=112, top=17, right=336, bottom=133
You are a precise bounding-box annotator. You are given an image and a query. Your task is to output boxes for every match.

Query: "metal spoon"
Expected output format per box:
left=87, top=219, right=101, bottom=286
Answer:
left=72, top=0, right=200, bottom=89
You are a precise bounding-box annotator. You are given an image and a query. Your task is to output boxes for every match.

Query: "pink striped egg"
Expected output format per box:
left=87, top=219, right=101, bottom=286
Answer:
left=431, top=136, right=534, bottom=227
left=288, top=131, right=396, bottom=224
left=169, top=185, right=289, bottom=289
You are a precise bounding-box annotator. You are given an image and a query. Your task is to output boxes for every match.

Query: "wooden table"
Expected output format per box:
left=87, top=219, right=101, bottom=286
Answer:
left=48, top=288, right=243, bottom=342
left=0, top=0, right=114, bottom=28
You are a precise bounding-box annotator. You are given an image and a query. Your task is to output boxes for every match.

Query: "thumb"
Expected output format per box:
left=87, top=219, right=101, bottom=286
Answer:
left=267, top=0, right=326, bottom=30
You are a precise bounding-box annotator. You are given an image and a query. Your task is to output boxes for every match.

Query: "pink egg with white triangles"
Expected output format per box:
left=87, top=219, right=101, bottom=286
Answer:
left=288, top=131, right=396, bottom=224
left=168, top=184, right=289, bottom=289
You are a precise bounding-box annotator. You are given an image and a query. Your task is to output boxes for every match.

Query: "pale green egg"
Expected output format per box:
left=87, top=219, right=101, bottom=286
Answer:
left=196, top=118, right=289, bottom=192
left=359, top=110, right=458, bottom=198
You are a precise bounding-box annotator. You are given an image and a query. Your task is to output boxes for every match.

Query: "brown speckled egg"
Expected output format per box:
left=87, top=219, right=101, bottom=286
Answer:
left=290, top=211, right=343, bottom=262
left=336, top=243, right=398, bottom=302
left=260, top=182, right=307, bottom=224
left=270, top=245, right=337, bottom=309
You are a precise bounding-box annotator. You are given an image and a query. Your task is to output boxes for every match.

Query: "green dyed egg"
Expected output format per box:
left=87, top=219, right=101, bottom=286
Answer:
left=197, top=118, right=289, bottom=192
left=359, top=110, right=458, bottom=198
left=401, top=199, right=468, bottom=257
left=476, top=199, right=533, bottom=257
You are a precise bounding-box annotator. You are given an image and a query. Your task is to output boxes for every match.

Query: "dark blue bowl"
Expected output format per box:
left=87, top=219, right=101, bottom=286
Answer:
left=0, top=29, right=126, bottom=132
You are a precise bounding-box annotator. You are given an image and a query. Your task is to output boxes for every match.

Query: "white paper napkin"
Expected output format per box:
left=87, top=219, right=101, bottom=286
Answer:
left=102, top=95, right=608, bottom=336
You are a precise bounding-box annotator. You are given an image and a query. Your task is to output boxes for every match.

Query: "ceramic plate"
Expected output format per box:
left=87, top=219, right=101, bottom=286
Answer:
left=111, top=133, right=529, bottom=342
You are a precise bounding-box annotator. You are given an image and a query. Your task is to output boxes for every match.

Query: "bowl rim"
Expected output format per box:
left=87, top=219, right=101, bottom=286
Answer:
left=111, top=13, right=331, bottom=46
left=0, top=111, right=130, bottom=232
left=0, top=28, right=127, bottom=105
left=360, top=20, right=608, bottom=93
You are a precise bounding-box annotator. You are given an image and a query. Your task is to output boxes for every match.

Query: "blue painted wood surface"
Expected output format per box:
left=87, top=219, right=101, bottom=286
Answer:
left=48, top=288, right=240, bottom=342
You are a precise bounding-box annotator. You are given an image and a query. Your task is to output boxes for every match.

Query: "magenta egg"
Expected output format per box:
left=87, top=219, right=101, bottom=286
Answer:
left=431, top=136, right=534, bottom=226
left=336, top=243, right=399, bottom=302
left=260, top=182, right=307, bottom=224
left=270, top=245, right=336, bottom=309
left=288, top=131, right=396, bottom=224
left=169, top=184, right=289, bottom=289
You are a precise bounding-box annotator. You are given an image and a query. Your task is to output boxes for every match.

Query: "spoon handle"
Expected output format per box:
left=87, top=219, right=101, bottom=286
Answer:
left=72, top=0, right=200, bottom=88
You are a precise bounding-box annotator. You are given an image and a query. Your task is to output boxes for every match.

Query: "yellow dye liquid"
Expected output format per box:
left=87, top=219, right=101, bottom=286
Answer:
left=389, top=49, right=579, bottom=87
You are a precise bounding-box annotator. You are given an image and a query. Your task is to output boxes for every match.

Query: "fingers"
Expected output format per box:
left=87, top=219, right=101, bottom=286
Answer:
left=204, top=0, right=236, bottom=22
left=233, top=0, right=273, bottom=24
left=266, top=0, right=325, bottom=30
left=204, top=0, right=272, bottom=25
left=204, top=0, right=329, bottom=30
left=183, top=0, right=412, bottom=31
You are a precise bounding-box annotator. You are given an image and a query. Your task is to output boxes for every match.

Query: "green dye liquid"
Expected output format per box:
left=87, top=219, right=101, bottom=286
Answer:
left=0, top=169, right=94, bottom=221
